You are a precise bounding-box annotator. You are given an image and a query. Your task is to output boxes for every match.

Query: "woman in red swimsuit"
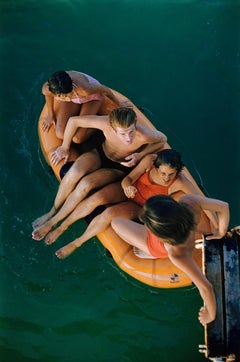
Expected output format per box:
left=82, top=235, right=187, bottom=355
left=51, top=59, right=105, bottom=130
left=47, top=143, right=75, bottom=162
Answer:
left=111, top=194, right=230, bottom=326
left=41, top=70, right=124, bottom=142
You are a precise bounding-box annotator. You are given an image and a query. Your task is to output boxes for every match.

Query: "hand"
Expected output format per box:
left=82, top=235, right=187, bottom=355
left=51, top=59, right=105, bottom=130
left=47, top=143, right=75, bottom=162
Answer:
left=124, top=186, right=138, bottom=198
left=120, top=153, right=140, bottom=167
left=205, top=230, right=226, bottom=240
left=50, top=146, right=69, bottom=166
left=198, top=306, right=215, bottom=326
left=42, top=115, right=55, bottom=132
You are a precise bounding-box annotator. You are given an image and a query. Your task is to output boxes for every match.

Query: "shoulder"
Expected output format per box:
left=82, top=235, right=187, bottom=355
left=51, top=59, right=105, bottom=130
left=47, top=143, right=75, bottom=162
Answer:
left=178, top=194, right=202, bottom=214
left=165, top=242, right=190, bottom=258
left=137, top=154, right=155, bottom=172
left=42, top=82, right=51, bottom=95
left=141, top=153, right=157, bottom=166
left=173, top=172, right=192, bottom=187
left=136, top=124, right=163, bottom=139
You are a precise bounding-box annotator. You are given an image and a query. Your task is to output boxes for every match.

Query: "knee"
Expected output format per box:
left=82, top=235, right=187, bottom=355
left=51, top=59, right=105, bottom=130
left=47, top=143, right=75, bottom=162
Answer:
left=93, top=192, right=108, bottom=206
left=55, top=128, right=64, bottom=140
left=66, top=161, right=83, bottom=183
left=72, top=133, right=85, bottom=144
left=102, top=208, right=121, bottom=226
left=111, top=217, right=122, bottom=230
left=78, top=178, right=93, bottom=195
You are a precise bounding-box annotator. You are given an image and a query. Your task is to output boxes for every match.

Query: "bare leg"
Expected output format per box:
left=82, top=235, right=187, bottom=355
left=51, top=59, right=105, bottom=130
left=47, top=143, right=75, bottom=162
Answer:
left=45, top=181, right=127, bottom=245
left=32, top=170, right=123, bottom=240
left=54, top=100, right=81, bottom=140
left=32, top=150, right=101, bottom=229
left=55, top=201, right=141, bottom=259
left=111, top=217, right=151, bottom=255
left=72, top=100, right=103, bottom=143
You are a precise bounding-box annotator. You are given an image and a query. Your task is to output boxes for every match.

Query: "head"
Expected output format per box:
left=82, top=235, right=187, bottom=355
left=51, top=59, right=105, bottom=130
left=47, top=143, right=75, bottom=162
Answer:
left=140, top=195, right=196, bottom=245
left=47, top=71, right=73, bottom=95
left=109, top=108, right=137, bottom=145
left=153, top=149, right=184, bottom=185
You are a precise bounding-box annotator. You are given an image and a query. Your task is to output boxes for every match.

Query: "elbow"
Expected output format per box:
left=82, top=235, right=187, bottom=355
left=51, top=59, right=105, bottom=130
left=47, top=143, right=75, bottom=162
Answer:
left=68, top=116, right=74, bottom=123
left=160, top=134, right=167, bottom=145
left=224, top=202, right=229, bottom=212
left=204, top=279, right=214, bottom=294
left=121, top=177, right=132, bottom=189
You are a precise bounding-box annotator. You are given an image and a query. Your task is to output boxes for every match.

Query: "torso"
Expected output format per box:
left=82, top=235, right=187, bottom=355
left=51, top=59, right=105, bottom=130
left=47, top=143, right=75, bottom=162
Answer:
left=102, top=125, right=147, bottom=163
left=54, top=71, right=104, bottom=104
left=133, top=168, right=177, bottom=206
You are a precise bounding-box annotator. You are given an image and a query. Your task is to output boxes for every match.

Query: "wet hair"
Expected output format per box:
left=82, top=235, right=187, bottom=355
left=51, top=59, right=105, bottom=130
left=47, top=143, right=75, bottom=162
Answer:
left=47, top=70, right=73, bottom=94
left=109, top=107, right=137, bottom=129
left=153, top=149, right=184, bottom=175
left=140, top=195, right=196, bottom=245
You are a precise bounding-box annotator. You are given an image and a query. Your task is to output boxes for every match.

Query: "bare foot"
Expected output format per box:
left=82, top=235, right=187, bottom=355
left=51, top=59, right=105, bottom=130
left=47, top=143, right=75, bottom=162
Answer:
left=45, top=226, right=66, bottom=245
left=32, top=222, right=53, bottom=241
left=32, top=208, right=56, bottom=229
left=133, top=246, right=157, bottom=259
left=55, top=243, right=77, bottom=259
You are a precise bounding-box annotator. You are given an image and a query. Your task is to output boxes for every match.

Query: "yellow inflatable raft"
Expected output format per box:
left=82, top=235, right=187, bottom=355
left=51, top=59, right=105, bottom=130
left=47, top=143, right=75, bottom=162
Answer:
left=38, top=89, right=210, bottom=288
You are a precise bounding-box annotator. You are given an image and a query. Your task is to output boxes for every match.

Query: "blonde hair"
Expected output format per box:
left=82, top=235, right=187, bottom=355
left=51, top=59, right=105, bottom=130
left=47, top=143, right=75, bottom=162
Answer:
left=109, top=108, right=137, bottom=129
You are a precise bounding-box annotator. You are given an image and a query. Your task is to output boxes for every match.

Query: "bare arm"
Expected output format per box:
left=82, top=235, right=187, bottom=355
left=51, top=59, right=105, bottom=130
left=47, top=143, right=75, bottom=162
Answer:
left=99, top=85, right=123, bottom=105
left=50, top=115, right=107, bottom=165
left=41, top=83, right=56, bottom=132
left=168, top=249, right=216, bottom=325
left=121, top=129, right=167, bottom=167
left=121, top=154, right=156, bottom=198
left=62, top=115, right=106, bottom=148
left=180, top=194, right=230, bottom=239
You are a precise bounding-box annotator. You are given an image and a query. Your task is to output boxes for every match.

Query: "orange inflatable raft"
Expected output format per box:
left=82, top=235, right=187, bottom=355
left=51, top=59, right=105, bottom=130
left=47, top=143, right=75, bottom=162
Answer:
left=38, top=89, right=210, bottom=288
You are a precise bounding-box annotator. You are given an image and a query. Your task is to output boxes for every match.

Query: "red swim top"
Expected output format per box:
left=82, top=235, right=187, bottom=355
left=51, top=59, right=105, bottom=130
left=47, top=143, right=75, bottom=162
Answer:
left=133, top=169, right=176, bottom=206
left=147, top=230, right=168, bottom=258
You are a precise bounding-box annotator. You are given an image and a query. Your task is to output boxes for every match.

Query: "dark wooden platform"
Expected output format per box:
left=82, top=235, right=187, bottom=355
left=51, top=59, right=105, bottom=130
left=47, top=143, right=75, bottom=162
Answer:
left=202, top=229, right=240, bottom=361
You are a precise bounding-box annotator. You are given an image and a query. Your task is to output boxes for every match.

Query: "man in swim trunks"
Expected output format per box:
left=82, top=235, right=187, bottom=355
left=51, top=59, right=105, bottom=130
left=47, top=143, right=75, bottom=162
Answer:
left=32, top=107, right=167, bottom=236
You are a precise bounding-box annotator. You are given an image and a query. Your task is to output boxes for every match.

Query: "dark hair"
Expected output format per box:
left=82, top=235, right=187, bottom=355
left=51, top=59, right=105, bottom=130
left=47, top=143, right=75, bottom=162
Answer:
left=109, top=107, right=137, bottom=129
left=153, top=149, right=184, bottom=175
left=47, top=70, right=73, bottom=94
left=140, top=195, right=196, bottom=245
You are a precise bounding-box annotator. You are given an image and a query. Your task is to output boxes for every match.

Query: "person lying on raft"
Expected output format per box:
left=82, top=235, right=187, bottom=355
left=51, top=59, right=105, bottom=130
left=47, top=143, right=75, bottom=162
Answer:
left=32, top=107, right=167, bottom=234
left=111, top=194, right=230, bottom=326
left=42, top=70, right=129, bottom=142
left=32, top=149, right=216, bottom=257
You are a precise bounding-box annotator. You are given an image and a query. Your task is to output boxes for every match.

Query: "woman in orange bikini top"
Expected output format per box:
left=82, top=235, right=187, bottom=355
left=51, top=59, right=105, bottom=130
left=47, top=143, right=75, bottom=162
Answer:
left=122, top=148, right=201, bottom=207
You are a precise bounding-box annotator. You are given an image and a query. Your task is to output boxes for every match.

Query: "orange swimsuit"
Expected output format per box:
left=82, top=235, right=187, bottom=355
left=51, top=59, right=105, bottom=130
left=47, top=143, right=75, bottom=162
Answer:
left=147, top=231, right=168, bottom=258
left=133, top=169, right=176, bottom=206
left=132, top=169, right=177, bottom=258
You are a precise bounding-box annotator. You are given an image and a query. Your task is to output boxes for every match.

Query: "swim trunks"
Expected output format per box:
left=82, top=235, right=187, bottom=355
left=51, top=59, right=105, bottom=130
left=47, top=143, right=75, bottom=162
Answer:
left=147, top=230, right=168, bottom=258
left=94, top=137, right=135, bottom=174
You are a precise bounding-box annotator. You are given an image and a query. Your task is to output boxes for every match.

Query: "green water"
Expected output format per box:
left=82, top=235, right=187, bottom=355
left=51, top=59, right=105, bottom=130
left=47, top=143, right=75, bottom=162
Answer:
left=1, top=1, right=239, bottom=361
